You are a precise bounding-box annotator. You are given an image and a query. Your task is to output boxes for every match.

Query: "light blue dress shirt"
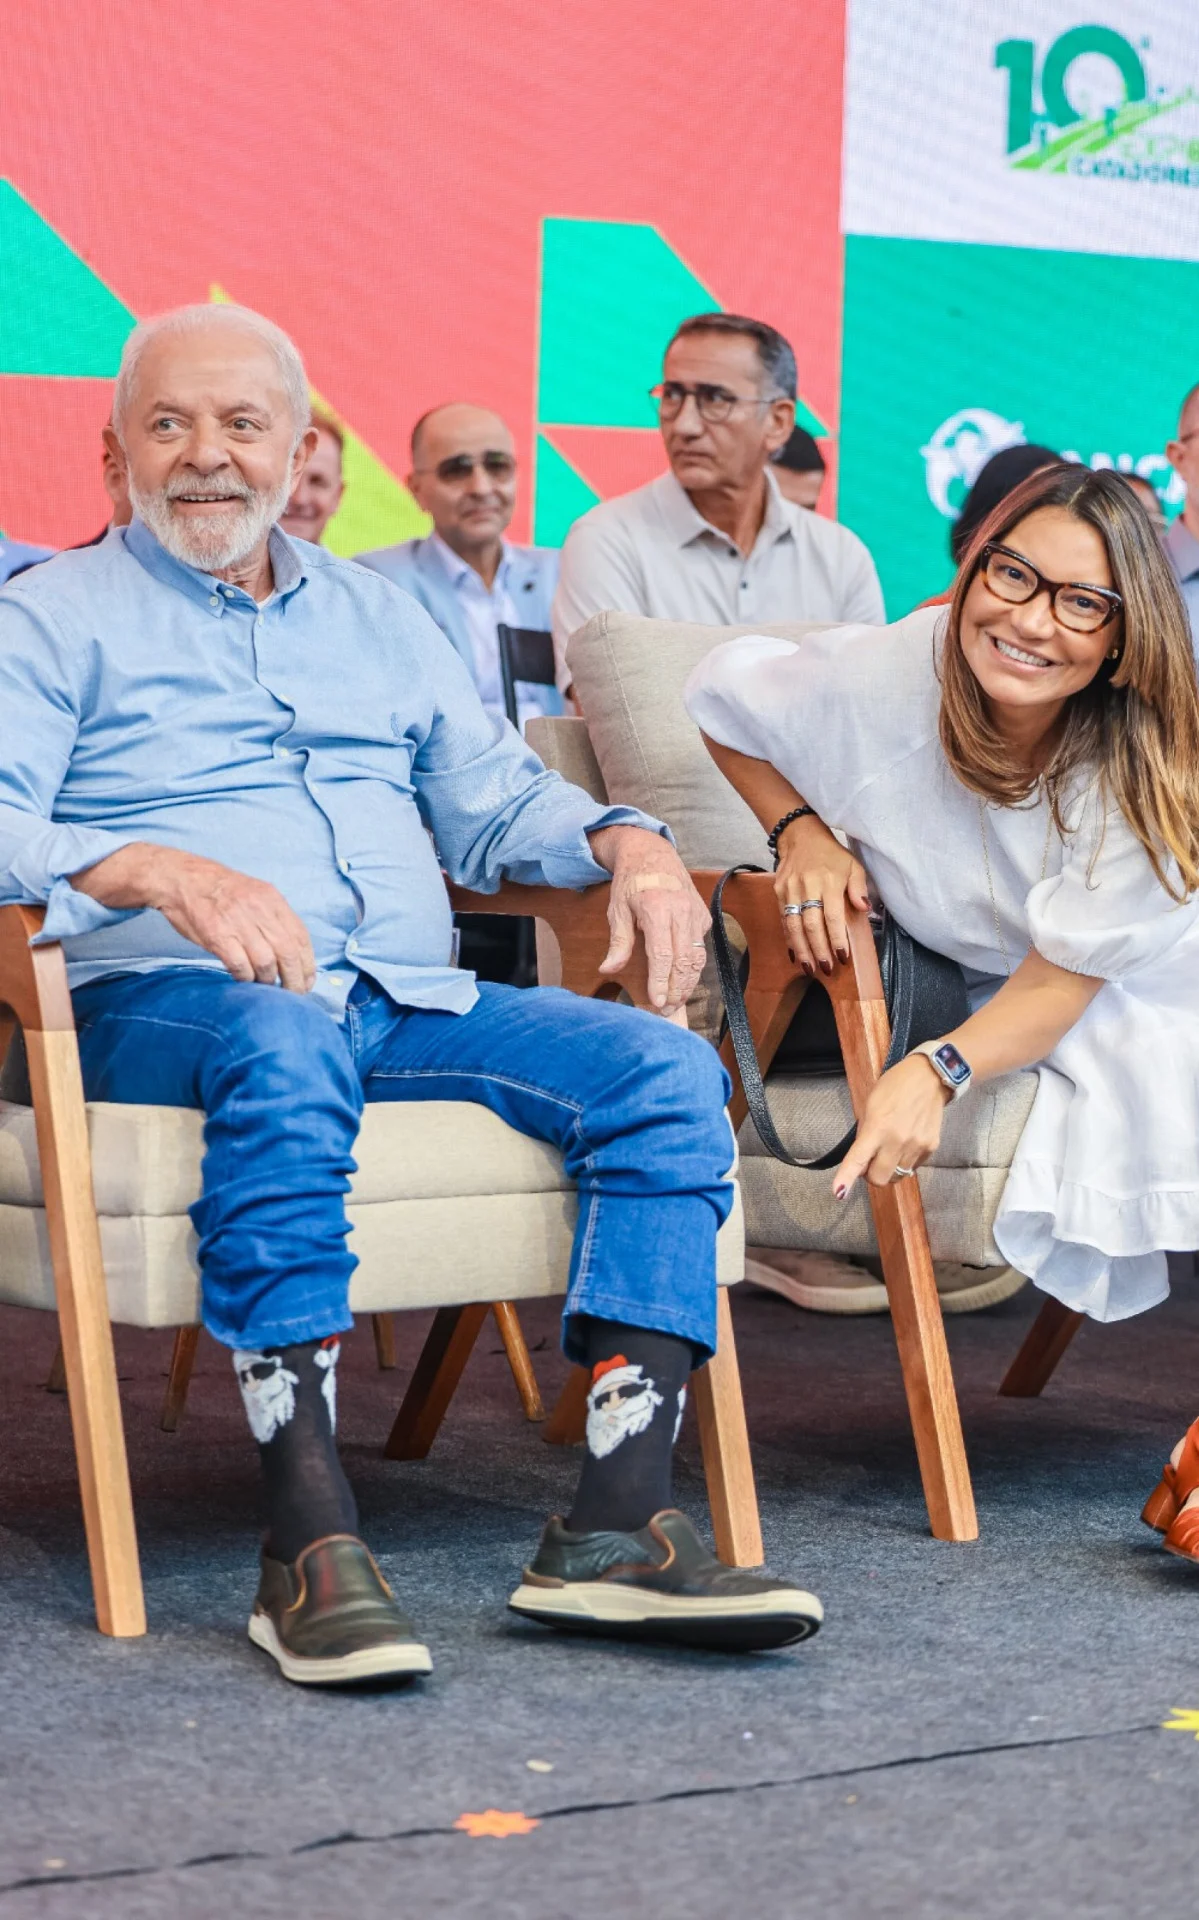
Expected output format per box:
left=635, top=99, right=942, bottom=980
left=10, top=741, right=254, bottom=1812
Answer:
left=0, top=536, right=55, bottom=585
left=0, top=520, right=658, bottom=1018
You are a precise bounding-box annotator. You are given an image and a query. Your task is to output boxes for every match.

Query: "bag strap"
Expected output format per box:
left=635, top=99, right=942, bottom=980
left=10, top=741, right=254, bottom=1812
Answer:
left=711, top=866, right=927, bottom=1171
left=710, top=865, right=856, bottom=1171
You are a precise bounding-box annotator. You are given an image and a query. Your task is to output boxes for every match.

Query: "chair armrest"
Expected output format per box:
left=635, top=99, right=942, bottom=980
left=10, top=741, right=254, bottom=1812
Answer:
left=0, top=904, right=74, bottom=1034
left=447, top=880, right=646, bottom=1003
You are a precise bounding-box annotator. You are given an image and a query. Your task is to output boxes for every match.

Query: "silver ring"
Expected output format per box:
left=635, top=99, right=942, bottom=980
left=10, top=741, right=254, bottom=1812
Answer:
left=893, top=1166, right=915, bottom=1180
left=782, top=899, right=823, bottom=917
left=690, top=941, right=707, bottom=948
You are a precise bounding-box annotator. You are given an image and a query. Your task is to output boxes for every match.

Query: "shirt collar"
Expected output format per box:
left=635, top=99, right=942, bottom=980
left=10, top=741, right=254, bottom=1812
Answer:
left=655, top=465, right=795, bottom=552
left=122, top=516, right=310, bottom=615
left=428, top=529, right=511, bottom=592
left=1166, top=517, right=1199, bottom=582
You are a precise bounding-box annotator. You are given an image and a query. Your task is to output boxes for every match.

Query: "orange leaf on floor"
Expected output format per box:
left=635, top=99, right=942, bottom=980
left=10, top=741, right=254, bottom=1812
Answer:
left=454, top=1809, right=541, bottom=1838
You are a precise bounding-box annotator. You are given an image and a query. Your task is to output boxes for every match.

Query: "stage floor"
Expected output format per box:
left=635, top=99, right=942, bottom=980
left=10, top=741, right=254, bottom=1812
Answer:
left=0, top=1267, right=1195, bottom=1918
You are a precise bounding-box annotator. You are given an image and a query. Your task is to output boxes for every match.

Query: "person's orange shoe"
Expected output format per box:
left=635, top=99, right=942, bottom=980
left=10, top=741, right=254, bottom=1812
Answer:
left=1142, top=1418, right=1199, bottom=1565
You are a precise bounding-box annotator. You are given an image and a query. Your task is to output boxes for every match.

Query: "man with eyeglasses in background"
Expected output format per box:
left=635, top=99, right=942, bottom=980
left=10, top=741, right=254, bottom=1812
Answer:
left=551, top=313, right=884, bottom=689
left=1165, top=383, right=1199, bottom=651
left=357, top=404, right=562, bottom=730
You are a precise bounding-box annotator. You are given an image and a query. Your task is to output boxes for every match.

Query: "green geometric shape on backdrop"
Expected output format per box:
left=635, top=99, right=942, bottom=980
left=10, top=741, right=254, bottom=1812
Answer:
left=0, top=180, right=135, bottom=376
left=837, top=234, right=1199, bottom=621
left=533, top=434, right=601, bottom=546
left=537, top=216, right=827, bottom=436
left=538, top=219, right=717, bottom=428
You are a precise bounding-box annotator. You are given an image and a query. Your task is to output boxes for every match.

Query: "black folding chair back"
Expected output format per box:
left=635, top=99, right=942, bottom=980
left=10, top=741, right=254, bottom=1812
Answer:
left=496, top=624, right=556, bottom=730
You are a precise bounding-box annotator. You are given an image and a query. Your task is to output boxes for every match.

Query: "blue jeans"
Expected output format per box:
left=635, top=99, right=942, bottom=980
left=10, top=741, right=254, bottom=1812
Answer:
left=71, top=970, right=734, bottom=1361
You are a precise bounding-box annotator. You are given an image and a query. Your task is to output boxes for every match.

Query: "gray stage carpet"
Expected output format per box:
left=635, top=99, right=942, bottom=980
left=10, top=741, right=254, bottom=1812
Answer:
left=0, top=1264, right=1194, bottom=1919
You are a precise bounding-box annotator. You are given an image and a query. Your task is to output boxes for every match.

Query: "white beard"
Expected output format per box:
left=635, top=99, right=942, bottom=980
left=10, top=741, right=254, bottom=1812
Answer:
left=130, top=471, right=291, bottom=573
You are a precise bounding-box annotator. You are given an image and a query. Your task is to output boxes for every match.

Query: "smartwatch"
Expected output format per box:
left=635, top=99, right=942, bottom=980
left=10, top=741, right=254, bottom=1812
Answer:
left=910, top=1039, right=973, bottom=1101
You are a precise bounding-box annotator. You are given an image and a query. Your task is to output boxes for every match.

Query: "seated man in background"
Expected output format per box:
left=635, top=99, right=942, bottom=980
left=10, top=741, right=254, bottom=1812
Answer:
left=279, top=409, right=344, bottom=546
left=770, top=425, right=826, bottom=511
left=0, top=304, right=820, bottom=1686
left=357, top=404, right=562, bottom=731
left=552, top=312, right=884, bottom=688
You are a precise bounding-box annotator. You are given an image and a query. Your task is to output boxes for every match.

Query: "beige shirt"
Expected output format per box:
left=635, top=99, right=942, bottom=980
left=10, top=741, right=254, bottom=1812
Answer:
left=551, top=467, right=885, bottom=687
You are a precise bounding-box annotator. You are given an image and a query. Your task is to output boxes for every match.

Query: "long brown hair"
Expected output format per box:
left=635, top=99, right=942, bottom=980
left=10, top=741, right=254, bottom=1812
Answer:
left=940, top=462, right=1199, bottom=900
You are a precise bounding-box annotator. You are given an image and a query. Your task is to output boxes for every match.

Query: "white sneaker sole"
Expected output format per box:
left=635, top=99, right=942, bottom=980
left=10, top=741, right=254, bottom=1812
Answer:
left=510, top=1580, right=823, bottom=1624
left=248, top=1611, right=433, bottom=1684
left=508, top=1580, right=823, bottom=1651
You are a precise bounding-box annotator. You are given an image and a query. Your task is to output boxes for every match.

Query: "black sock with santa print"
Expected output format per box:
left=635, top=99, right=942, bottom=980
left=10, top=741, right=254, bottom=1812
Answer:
left=232, top=1337, right=359, bottom=1565
left=565, top=1319, right=694, bottom=1536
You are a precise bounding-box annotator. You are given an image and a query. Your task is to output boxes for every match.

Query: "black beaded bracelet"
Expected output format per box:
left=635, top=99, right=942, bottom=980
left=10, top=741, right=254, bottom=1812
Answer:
left=766, top=805, right=816, bottom=866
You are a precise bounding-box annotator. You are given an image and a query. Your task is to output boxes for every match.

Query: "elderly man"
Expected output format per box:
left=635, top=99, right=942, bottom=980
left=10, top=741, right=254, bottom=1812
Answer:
left=280, top=409, right=344, bottom=546
left=1165, top=384, right=1199, bottom=649
left=552, top=312, right=884, bottom=685
left=0, top=305, right=819, bottom=1685
left=357, top=404, right=561, bottom=730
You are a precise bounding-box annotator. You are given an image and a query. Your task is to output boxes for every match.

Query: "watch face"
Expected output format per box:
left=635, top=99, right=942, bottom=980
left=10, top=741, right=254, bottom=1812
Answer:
left=933, top=1042, right=971, bottom=1085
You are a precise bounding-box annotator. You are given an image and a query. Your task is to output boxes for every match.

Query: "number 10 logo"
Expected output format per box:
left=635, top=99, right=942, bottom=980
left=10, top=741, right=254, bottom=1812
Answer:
left=995, top=25, right=1148, bottom=155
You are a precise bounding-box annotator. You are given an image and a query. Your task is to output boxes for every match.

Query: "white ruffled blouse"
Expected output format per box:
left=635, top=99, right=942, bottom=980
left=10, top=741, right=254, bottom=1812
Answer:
left=683, top=604, right=1199, bottom=1322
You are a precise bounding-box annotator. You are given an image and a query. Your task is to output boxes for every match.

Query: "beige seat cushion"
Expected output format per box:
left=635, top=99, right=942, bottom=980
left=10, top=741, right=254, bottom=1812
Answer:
left=0, top=1099, right=743, bottom=1326
left=565, top=611, right=833, bottom=870
left=738, top=1070, right=1037, bottom=1267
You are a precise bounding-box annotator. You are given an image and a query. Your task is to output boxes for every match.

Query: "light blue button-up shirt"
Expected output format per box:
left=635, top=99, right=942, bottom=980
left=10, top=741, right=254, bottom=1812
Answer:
left=0, top=520, right=658, bottom=1018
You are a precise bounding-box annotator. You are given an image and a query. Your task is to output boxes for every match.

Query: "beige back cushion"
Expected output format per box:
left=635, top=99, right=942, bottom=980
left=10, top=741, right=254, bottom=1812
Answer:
left=566, top=611, right=834, bottom=868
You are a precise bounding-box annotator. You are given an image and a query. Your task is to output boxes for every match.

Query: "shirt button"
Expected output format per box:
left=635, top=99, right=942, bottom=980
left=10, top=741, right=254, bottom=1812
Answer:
left=275, top=743, right=292, bottom=758
left=346, top=937, right=360, bottom=956
left=209, top=594, right=220, bottom=607
left=337, top=856, right=351, bottom=875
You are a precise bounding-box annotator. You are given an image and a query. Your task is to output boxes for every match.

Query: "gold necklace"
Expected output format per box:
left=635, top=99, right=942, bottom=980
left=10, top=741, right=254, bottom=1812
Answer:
left=978, top=794, right=1056, bottom=976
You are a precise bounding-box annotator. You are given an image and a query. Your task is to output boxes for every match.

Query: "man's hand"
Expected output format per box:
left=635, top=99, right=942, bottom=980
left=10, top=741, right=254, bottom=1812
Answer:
left=71, top=843, right=316, bottom=993
left=587, top=825, right=710, bottom=1017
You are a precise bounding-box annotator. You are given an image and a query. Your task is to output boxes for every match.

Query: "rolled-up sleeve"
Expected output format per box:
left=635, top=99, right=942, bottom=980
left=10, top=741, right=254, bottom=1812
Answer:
left=0, top=596, right=140, bottom=941
left=1027, top=792, right=1199, bottom=981
left=412, top=616, right=669, bottom=889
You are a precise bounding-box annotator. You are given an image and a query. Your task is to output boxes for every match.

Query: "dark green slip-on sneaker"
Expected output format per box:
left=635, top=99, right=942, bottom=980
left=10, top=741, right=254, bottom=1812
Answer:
left=509, top=1509, right=823, bottom=1652
left=248, top=1534, right=433, bottom=1686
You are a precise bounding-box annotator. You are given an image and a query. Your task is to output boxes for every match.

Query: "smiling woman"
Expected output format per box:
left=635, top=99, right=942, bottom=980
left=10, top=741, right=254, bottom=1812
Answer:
left=684, top=462, right=1199, bottom=1328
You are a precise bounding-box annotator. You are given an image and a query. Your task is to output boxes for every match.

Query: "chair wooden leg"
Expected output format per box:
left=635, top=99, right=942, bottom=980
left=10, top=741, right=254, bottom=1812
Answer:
left=46, top=1338, right=67, bottom=1394
left=383, top=1304, right=490, bottom=1460
left=493, top=1302, right=545, bottom=1421
left=25, top=1029, right=146, bottom=1636
left=999, top=1297, right=1084, bottom=1398
left=693, top=1288, right=764, bottom=1568
left=542, top=1364, right=589, bottom=1446
left=160, top=1326, right=200, bottom=1432
left=872, top=1179, right=978, bottom=1542
left=371, top=1312, right=398, bottom=1371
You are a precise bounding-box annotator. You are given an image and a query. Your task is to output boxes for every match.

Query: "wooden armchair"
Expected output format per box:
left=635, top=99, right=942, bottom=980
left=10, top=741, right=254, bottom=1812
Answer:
left=0, top=883, right=755, bottom=1639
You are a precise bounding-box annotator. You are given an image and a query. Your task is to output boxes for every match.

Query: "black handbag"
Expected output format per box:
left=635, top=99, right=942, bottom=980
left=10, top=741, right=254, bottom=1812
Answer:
left=711, top=864, right=969, bottom=1171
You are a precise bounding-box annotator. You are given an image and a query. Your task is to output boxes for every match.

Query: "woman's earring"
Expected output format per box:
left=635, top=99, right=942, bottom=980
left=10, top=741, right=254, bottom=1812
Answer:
left=1107, top=644, right=1121, bottom=660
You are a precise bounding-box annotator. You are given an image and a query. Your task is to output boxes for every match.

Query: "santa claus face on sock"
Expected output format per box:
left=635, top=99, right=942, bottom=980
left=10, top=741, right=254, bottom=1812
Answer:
left=585, top=1355, right=664, bottom=1459
left=233, top=1350, right=299, bottom=1445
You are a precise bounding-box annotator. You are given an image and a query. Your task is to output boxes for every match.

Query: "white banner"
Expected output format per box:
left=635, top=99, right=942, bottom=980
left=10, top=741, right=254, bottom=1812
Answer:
left=842, top=0, right=1199, bottom=259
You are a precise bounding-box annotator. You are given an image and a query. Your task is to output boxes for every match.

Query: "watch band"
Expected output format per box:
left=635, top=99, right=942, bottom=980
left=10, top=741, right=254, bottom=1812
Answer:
left=910, top=1039, right=973, bottom=1101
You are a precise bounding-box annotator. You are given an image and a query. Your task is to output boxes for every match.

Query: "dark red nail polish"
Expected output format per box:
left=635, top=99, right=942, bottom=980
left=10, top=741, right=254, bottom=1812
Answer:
left=820, top=960, right=833, bottom=975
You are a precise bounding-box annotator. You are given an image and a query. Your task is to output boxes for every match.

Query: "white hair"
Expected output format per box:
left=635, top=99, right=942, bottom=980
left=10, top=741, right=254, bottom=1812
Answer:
left=111, top=303, right=311, bottom=444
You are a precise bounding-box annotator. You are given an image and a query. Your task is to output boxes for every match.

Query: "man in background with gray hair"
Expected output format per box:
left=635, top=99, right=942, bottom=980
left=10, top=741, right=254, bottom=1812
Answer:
left=551, top=312, right=884, bottom=686
left=0, top=303, right=821, bottom=1686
